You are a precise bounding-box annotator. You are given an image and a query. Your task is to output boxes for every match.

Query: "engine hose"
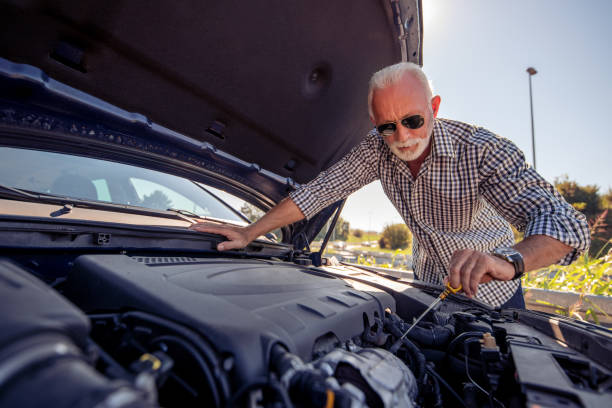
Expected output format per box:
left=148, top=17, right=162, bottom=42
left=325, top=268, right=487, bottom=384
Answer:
left=427, top=368, right=444, bottom=408
left=384, top=320, right=427, bottom=385
left=463, top=383, right=479, bottom=408
left=269, top=345, right=352, bottom=408
left=426, top=366, right=467, bottom=408
left=400, top=337, right=426, bottom=385
left=447, top=331, right=484, bottom=356
left=386, top=314, right=454, bottom=348
left=151, top=335, right=219, bottom=406
left=0, top=333, right=156, bottom=408
left=116, top=311, right=230, bottom=404
left=406, top=325, right=454, bottom=348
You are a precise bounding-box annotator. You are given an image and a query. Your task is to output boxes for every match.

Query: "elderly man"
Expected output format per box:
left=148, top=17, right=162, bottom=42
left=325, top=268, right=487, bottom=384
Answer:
left=191, top=62, right=589, bottom=308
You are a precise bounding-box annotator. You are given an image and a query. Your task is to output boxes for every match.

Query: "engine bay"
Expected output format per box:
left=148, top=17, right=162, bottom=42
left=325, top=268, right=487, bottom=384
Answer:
left=0, top=253, right=611, bottom=408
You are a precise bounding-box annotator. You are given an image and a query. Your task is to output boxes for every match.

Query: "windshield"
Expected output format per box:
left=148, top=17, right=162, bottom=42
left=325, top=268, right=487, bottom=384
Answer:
left=0, top=147, right=246, bottom=223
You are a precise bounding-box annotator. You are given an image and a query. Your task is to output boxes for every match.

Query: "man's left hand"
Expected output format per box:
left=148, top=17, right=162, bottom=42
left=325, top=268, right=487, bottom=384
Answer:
left=448, top=249, right=515, bottom=298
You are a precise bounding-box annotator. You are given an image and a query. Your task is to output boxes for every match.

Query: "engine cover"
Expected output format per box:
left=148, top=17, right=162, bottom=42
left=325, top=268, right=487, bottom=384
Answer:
left=0, top=258, right=89, bottom=350
left=63, top=255, right=395, bottom=383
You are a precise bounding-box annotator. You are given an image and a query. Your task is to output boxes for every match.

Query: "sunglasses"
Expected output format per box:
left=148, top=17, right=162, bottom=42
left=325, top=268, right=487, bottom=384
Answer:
left=376, top=114, right=425, bottom=137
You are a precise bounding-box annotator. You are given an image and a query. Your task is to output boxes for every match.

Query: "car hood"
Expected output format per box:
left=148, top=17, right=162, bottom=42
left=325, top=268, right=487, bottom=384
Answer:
left=0, top=0, right=422, bottom=198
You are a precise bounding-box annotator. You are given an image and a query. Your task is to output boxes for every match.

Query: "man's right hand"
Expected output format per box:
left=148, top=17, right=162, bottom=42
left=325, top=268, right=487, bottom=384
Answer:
left=189, top=197, right=305, bottom=251
left=189, top=223, right=253, bottom=251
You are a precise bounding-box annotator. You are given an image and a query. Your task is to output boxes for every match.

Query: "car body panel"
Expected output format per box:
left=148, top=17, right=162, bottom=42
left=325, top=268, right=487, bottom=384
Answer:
left=0, top=0, right=422, bottom=185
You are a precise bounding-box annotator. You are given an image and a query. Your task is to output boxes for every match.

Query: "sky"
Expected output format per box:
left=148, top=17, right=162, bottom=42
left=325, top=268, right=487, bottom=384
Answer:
left=341, top=0, right=612, bottom=231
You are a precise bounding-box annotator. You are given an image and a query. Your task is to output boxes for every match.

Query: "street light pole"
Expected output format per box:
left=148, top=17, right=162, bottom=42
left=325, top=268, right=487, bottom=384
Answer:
left=526, top=67, right=538, bottom=170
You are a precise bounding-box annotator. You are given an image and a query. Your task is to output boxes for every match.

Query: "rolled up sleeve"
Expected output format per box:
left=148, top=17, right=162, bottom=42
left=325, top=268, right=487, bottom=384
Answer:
left=289, top=131, right=382, bottom=219
left=478, top=135, right=590, bottom=264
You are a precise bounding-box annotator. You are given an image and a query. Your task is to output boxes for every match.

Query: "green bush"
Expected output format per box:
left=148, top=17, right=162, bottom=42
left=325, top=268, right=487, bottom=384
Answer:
left=522, top=247, right=611, bottom=325
left=554, top=176, right=611, bottom=257
left=555, top=176, right=601, bottom=218
left=522, top=253, right=611, bottom=296
left=381, top=224, right=412, bottom=250
left=378, top=236, right=389, bottom=249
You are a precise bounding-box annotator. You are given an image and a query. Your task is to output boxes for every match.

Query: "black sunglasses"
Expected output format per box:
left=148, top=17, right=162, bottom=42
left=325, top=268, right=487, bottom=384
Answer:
left=376, top=114, right=425, bottom=137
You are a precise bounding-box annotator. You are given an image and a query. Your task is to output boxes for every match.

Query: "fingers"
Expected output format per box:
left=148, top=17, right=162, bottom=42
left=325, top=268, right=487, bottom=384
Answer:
left=460, top=255, right=479, bottom=297
left=449, top=250, right=500, bottom=298
left=448, top=249, right=470, bottom=290
left=217, top=239, right=245, bottom=251
left=467, top=260, right=487, bottom=297
left=189, top=222, right=248, bottom=251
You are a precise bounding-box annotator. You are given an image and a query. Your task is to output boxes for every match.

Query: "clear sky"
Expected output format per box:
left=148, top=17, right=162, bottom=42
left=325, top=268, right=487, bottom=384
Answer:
left=342, top=0, right=612, bottom=231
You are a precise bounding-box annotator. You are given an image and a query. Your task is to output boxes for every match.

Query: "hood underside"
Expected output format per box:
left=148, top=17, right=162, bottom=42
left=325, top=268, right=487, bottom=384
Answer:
left=0, top=0, right=422, bottom=185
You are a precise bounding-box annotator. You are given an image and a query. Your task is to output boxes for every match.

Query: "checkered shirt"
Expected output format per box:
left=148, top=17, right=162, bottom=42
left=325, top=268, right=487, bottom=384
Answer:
left=290, top=118, right=590, bottom=306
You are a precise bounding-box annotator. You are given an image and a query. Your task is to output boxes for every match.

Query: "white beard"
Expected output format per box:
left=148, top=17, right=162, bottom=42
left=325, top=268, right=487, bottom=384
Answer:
left=387, top=112, right=435, bottom=161
left=388, top=129, right=432, bottom=161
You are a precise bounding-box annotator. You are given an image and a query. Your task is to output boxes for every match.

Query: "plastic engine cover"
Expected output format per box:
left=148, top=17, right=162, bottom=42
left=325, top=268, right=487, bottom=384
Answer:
left=63, top=254, right=395, bottom=384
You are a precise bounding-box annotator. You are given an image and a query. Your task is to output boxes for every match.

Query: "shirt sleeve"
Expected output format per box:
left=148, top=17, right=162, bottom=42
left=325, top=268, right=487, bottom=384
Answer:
left=289, top=131, right=382, bottom=219
left=477, top=131, right=590, bottom=264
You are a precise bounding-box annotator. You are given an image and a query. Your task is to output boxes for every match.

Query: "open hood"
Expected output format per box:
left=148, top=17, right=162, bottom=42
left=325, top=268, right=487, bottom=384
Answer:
left=0, top=0, right=422, bottom=190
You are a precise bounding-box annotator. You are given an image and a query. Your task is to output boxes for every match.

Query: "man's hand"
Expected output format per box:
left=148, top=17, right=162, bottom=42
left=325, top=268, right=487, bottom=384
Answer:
left=189, top=222, right=252, bottom=251
left=190, top=197, right=305, bottom=251
left=448, top=249, right=515, bottom=298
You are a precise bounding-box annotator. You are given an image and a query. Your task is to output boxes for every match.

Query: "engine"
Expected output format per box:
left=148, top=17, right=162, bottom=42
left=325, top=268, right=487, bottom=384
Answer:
left=0, top=255, right=609, bottom=408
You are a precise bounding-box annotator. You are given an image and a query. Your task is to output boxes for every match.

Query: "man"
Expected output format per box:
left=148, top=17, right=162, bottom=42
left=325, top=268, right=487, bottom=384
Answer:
left=191, top=62, right=589, bottom=308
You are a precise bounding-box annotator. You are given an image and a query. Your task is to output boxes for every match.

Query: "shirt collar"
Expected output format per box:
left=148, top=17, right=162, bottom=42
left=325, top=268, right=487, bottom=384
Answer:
left=432, top=118, right=455, bottom=158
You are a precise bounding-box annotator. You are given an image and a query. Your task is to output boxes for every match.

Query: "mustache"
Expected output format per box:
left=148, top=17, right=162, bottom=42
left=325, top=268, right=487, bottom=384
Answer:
left=390, top=139, right=420, bottom=148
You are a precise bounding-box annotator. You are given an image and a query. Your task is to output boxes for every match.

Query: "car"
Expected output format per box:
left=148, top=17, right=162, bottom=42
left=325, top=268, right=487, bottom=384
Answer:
left=0, top=1, right=610, bottom=407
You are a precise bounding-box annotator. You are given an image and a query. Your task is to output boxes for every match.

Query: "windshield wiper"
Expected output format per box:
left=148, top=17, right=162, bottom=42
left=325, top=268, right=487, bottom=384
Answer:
left=166, top=207, right=207, bottom=224
left=191, top=181, right=252, bottom=223
left=0, top=183, right=46, bottom=199
left=166, top=207, right=253, bottom=230
left=0, top=183, right=192, bottom=221
left=167, top=208, right=201, bottom=218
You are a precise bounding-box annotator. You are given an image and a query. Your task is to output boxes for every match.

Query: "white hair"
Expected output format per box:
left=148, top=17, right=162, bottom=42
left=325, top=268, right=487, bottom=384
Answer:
left=367, top=62, right=434, bottom=118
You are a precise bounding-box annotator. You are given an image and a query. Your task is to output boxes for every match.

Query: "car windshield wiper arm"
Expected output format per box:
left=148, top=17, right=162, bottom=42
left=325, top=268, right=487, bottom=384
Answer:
left=0, top=183, right=193, bottom=221
left=166, top=208, right=250, bottom=229
left=166, top=207, right=213, bottom=224
left=191, top=181, right=252, bottom=223
left=167, top=208, right=201, bottom=218
left=0, top=183, right=45, bottom=199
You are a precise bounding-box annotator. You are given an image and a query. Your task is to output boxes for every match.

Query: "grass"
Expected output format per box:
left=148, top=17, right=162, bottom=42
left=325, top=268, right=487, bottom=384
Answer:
left=521, top=243, right=611, bottom=324
left=354, top=249, right=411, bottom=270
left=522, top=254, right=612, bottom=296
left=346, top=246, right=411, bottom=255
left=346, top=232, right=381, bottom=243
left=314, top=231, right=412, bottom=256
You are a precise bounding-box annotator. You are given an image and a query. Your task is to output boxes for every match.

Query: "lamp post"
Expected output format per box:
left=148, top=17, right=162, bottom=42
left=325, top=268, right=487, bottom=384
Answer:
left=526, top=67, right=538, bottom=170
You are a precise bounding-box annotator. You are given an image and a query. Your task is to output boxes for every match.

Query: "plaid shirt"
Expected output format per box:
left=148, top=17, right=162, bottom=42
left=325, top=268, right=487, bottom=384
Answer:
left=290, top=118, right=590, bottom=306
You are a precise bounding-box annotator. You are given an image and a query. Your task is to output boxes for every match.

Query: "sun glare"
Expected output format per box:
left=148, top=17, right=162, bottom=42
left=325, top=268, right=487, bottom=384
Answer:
left=422, top=0, right=437, bottom=27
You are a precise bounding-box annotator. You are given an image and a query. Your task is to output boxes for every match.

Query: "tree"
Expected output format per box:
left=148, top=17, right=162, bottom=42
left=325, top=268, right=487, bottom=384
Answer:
left=555, top=176, right=611, bottom=257
left=333, top=217, right=350, bottom=241
left=315, top=217, right=350, bottom=241
left=554, top=175, right=601, bottom=218
left=380, top=224, right=412, bottom=250
left=141, top=190, right=172, bottom=211
left=240, top=202, right=264, bottom=222
left=378, top=236, right=389, bottom=249
left=352, top=228, right=364, bottom=238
